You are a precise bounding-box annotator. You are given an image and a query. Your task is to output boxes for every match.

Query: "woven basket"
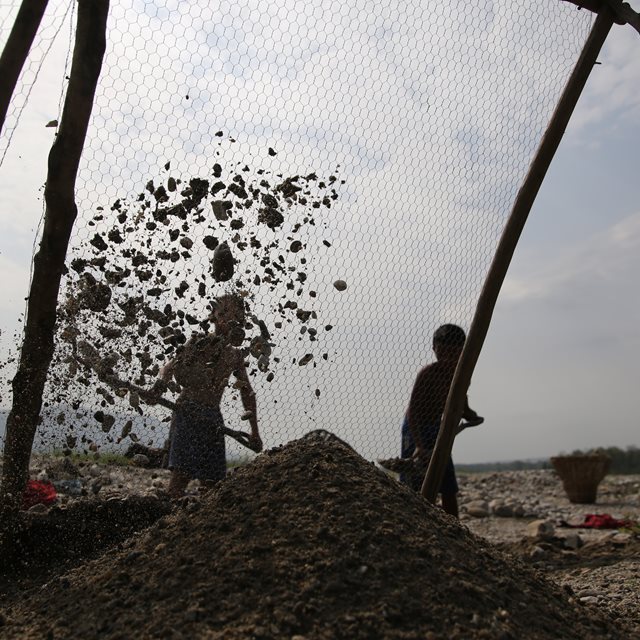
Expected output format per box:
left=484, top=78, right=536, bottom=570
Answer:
left=550, top=454, right=611, bottom=504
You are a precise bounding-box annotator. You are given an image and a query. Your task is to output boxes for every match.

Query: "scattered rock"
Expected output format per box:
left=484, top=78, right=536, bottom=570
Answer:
left=88, top=464, right=102, bottom=479
left=611, top=532, right=632, bottom=545
left=465, top=500, right=490, bottom=518
left=132, top=454, right=151, bottom=467
left=27, top=503, right=49, bottom=515
left=490, top=499, right=514, bottom=518
left=211, top=242, right=235, bottom=282
left=529, top=545, right=547, bottom=560
left=526, top=520, right=555, bottom=540
left=211, top=200, right=231, bottom=221
left=333, top=279, right=347, bottom=291
left=561, top=533, right=583, bottom=550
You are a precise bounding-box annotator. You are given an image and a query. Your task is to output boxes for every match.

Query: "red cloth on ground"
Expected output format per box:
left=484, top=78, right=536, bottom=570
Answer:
left=22, top=479, right=57, bottom=510
left=577, top=513, right=635, bottom=529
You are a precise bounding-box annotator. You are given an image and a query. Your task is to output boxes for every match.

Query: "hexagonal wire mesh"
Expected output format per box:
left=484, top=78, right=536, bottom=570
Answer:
left=1, top=0, right=592, bottom=486
left=0, top=0, right=75, bottom=165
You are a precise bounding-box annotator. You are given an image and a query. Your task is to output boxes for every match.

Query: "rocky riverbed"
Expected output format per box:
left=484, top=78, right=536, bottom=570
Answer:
left=458, top=470, right=640, bottom=632
left=2, top=452, right=639, bottom=637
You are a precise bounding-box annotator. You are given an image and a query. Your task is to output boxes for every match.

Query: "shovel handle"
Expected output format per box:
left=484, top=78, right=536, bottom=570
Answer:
left=75, top=354, right=260, bottom=452
left=126, top=381, right=260, bottom=451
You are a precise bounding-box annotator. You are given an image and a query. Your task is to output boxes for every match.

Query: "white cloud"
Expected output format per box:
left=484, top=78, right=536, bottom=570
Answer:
left=0, top=254, right=31, bottom=313
left=468, top=207, right=640, bottom=462
left=503, top=210, right=640, bottom=302
left=569, top=15, right=640, bottom=135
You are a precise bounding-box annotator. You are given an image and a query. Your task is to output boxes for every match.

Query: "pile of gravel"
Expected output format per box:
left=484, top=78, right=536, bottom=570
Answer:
left=1, top=432, right=629, bottom=639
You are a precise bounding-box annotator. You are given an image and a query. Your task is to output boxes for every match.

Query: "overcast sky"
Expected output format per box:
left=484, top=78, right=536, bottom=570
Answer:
left=0, top=0, right=638, bottom=463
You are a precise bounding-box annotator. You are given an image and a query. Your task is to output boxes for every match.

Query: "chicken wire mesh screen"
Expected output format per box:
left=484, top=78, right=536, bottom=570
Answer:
left=1, top=0, right=591, bottom=473
left=0, top=0, right=76, bottom=166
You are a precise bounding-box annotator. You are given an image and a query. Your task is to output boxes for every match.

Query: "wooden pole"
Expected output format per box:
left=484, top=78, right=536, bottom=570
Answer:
left=561, top=0, right=640, bottom=35
left=0, top=0, right=109, bottom=512
left=0, top=0, right=49, bottom=136
left=421, top=6, right=615, bottom=503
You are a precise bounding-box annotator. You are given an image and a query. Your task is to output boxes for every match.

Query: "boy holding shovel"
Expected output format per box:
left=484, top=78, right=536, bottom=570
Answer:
left=149, top=294, right=262, bottom=497
left=400, top=324, right=483, bottom=517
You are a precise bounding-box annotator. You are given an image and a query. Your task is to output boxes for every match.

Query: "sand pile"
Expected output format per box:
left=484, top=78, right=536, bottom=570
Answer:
left=0, top=495, right=171, bottom=594
left=1, top=432, right=628, bottom=639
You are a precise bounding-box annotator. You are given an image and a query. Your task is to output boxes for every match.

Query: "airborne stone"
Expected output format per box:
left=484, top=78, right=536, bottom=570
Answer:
left=211, top=242, right=234, bottom=282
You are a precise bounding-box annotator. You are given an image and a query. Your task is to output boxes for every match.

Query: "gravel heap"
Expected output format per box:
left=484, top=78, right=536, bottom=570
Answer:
left=1, top=433, right=629, bottom=639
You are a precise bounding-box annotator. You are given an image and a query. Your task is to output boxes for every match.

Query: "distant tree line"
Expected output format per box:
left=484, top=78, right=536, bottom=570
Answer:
left=457, top=459, right=552, bottom=474
left=569, top=446, right=640, bottom=475
left=458, top=446, right=640, bottom=475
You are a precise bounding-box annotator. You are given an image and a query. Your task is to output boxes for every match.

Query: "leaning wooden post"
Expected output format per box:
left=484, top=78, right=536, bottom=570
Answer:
left=0, top=0, right=49, bottom=136
left=0, top=0, right=109, bottom=511
left=421, top=5, right=615, bottom=503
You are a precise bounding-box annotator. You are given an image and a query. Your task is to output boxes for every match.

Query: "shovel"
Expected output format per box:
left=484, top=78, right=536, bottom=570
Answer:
left=73, top=348, right=261, bottom=452
left=378, top=419, right=484, bottom=473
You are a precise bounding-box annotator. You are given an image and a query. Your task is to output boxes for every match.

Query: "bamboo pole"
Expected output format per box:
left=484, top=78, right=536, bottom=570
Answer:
left=421, top=6, right=615, bottom=503
left=0, top=0, right=49, bottom=136
left=0, top=0, right=110, bottom=512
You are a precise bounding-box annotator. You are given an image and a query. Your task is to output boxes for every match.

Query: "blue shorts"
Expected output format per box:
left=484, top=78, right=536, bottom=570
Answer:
left=168, top=401, right=226, bottom=482
left=400, top=416, right=458, bottom=495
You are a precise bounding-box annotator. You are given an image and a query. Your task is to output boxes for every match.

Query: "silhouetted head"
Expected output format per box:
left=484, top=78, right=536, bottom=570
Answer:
left=432, top=324, right=466, bottom=363
left=209, top=294, right=246, bottom=341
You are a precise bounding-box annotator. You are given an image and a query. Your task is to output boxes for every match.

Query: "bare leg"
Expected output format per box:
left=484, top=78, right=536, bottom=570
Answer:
left=441, top=492, right=459, bottom=518
left=168, top=469, right=190, bottom=498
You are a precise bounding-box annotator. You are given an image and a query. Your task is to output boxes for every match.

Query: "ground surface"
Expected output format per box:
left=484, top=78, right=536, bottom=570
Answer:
left=457, top=470, right=640, bottom=633
left=0, top=438, right=638, bottom=639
